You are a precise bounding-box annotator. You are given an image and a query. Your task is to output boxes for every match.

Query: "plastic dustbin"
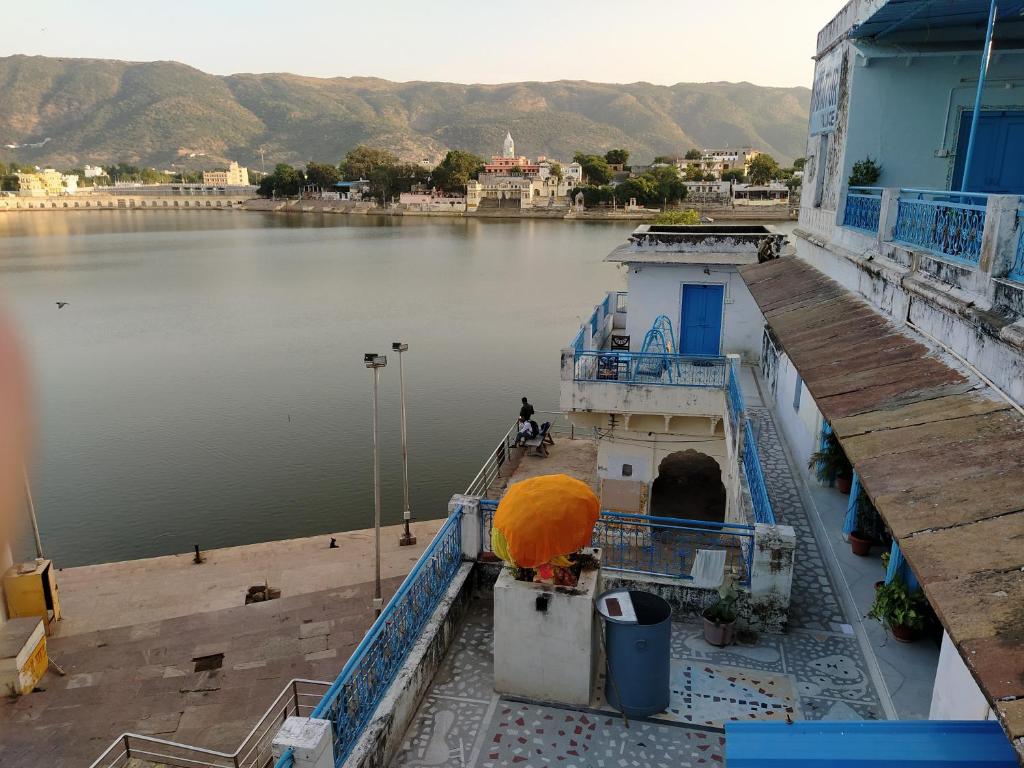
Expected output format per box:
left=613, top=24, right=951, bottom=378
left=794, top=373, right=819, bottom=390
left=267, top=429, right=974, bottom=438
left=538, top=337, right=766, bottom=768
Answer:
left=596, top=589, right=671, bottom=717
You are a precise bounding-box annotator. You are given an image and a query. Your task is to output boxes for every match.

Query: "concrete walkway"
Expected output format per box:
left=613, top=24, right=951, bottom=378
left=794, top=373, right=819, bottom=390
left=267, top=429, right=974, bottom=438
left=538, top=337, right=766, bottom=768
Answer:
left=54, top=520, right=444, bottom=636
left=747, top=367, right=938, bottom=720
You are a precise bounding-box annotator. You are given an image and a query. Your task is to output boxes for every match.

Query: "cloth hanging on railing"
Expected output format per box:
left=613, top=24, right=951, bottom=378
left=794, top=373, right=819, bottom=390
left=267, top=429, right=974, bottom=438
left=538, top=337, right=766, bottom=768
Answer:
left=884, top=540, right=919, bottom=590
left=842, top=472, right=860, bottom=535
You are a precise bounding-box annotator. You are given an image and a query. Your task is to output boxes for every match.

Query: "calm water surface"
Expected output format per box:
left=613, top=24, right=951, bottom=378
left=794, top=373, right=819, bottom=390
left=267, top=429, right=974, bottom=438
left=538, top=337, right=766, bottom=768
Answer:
left=0, top=212, right=631, bottom=566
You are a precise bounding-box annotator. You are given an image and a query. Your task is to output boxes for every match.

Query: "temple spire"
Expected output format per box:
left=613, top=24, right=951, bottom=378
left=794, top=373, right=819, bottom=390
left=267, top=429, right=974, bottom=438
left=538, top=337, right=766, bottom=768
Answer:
left=502, top=131, right=515, bottom=159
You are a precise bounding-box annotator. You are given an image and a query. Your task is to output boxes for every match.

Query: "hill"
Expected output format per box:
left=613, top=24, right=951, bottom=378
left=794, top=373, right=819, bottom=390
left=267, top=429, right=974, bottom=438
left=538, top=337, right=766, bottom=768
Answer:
left=0, top=55, right=810, bottom=170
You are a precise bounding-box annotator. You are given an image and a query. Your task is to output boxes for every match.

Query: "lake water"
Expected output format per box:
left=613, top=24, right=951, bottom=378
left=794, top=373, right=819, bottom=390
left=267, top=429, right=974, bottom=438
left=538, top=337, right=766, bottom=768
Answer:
left=0, top=212, right=633, bottom=566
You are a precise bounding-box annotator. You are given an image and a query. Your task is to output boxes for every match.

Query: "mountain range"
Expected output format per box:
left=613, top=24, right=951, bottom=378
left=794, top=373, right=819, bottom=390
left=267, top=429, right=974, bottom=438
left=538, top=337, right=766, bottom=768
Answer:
left=0, top=55, right=811, bottom=171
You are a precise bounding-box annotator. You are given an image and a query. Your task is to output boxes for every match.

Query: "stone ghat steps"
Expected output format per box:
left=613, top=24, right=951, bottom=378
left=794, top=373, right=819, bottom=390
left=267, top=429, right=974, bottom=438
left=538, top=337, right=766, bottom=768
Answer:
left=0, top=576, right=403, bottom=768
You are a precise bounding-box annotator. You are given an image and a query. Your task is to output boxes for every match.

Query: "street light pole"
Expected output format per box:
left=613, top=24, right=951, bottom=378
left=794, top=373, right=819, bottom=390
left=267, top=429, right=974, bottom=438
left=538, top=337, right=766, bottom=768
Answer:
left=393, top=342, right=416, bottom=546
left=364, top=352, right=387, bottom=617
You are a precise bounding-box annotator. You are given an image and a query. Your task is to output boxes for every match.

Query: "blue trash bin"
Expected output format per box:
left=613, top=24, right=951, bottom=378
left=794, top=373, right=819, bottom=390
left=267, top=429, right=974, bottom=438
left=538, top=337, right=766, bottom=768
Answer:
left=596, top=589, right=671, bottom=717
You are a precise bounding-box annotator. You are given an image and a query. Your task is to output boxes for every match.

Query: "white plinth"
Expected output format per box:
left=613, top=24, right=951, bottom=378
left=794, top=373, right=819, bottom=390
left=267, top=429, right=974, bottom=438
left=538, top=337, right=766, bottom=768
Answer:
left=272, top=716, right=334, bottom=768
left=493, top=549, right=601, bottom=707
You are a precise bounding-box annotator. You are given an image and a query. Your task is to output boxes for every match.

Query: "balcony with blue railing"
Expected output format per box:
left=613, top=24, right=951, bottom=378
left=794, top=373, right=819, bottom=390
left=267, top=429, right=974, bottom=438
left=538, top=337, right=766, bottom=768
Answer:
left=892, top=188, right=987, bottom=267
left=1010, top=211, right=1024, bottom=284
left=573, top=350, right=727, bottom=387
left=842, top=186, right=882, bottom=234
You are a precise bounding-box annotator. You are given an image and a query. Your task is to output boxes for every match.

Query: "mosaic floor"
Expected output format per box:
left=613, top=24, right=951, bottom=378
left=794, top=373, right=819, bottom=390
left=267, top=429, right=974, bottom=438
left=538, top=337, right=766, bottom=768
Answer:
left=391, top=394, right=889, bottom=767
left=391, top=598, right=884, bottom=768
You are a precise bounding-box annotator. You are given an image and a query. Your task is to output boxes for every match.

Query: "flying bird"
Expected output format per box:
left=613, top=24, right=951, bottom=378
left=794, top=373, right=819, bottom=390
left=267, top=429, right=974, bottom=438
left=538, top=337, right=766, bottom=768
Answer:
left=55, top=302, right=69, bottom=309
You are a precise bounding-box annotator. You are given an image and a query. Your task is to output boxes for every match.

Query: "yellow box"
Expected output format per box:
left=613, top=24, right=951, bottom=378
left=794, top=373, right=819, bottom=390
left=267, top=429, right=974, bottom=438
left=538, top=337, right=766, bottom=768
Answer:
left=0, top=617, right=47, bottom=696
left=3, top=559, right=61, bottom=635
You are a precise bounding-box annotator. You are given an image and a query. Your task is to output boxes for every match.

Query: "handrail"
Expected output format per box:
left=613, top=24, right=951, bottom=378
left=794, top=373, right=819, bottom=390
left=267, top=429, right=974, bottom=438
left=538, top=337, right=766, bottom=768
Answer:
left=87, top=679, right=330, bottom=768
left=598, top=509, right=754, bottom=532
left=573, top=350, right=728, bottom=387
left=310, top=511, right=464, bottom=763
left=464, top=419, right=518, bottom=497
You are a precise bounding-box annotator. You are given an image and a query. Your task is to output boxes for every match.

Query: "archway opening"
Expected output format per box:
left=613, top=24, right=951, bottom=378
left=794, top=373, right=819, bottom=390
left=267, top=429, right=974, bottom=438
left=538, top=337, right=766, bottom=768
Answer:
left=650, top=449, right=726, bottom=523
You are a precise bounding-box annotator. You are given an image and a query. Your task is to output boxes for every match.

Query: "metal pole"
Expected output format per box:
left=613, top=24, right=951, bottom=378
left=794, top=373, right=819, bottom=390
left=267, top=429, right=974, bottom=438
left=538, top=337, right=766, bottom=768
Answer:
left=960, top=0, right=999, bottom=192
left=393, top=342, right=416, bottom=546
left=22, top=465, right=44, bottom=559
left=364, top=353, right=387, bottom=617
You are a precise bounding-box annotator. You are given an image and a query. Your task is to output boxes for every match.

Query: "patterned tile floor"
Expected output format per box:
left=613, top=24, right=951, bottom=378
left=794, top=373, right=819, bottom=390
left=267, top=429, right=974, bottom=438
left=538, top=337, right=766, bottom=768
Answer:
left=391, top=388, right=888, bottom=767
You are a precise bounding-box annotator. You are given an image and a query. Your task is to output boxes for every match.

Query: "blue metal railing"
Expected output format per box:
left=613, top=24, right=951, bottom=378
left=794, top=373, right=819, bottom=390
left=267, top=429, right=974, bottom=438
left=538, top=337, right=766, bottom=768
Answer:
left=892, top=188, right=987, bottom=266
left=311, top=511, right=464, bottom=765
left=595, top=511, right=754, bottom=586
left=727, top=358, right=745, bottom=433
left=843, top=186, right=882, bottom=234
left=573, top=350, right=727, bottom=387
left=569, top=292, right=626, bottom=352
left=742, top=421, right=775, bottom=525
left=273, top=748, right=294, bottom=768
left=1010, top=212, right=1024, bottom=283
left=479, top=503, right=753, bottom=586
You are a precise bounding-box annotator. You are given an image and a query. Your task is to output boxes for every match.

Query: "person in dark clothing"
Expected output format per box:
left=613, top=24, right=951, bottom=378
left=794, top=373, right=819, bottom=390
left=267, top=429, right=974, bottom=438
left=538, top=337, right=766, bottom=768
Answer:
left=520, top=396, right=535, bottom=421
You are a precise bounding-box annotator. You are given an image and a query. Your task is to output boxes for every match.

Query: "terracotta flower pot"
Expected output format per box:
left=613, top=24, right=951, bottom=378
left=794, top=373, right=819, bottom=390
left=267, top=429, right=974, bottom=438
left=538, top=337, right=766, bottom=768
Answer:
left=702, top=616, right=736, bottom=647
left=849, top=532, right=873, bottom=556
left=874, top=580, right=885, bottom=591
left=836, top=473, right=853, bottom=494
left=890, top=623, right=920, bottom=643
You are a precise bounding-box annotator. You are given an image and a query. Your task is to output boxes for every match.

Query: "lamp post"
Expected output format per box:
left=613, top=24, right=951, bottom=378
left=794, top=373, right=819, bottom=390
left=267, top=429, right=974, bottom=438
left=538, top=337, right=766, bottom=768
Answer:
left=364, top=352, right=387, bottom=617
left=392, top=342, right=416, bottom=546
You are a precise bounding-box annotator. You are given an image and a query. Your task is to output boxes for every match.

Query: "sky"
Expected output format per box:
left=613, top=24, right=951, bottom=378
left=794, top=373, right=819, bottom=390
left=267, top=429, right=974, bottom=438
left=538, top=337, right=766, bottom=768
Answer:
left=2, top=0, right=841, bottom=89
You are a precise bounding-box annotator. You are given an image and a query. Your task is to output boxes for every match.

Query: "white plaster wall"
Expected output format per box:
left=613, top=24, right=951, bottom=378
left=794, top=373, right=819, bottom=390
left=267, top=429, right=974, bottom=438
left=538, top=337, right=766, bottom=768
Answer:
left=929, top=630, right=994, bottom=721
left=766, top=351, right=822, bottom=478
left=624, top=263, right=765, bottom=361
left=595, top=430, right=735, bottom=519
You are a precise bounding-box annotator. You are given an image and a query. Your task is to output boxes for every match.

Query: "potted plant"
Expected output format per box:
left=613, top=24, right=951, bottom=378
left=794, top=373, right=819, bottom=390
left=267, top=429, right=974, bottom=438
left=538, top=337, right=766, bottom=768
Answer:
left=869, top=579, right=926, bottom=643
left=876, top=551, right=890, bottom=590
left=848, top=490, right=881, bottom=557
left=807, top=431, right=853, bottom=494
left=702, top=580, right=739, bottom=647
left=848, top=157, right=882, bottom=187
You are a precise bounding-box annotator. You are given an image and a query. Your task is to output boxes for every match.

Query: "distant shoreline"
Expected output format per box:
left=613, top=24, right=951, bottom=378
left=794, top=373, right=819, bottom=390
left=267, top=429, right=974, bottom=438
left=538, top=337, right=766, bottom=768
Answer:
left=0, top=195, right=797, bottom=221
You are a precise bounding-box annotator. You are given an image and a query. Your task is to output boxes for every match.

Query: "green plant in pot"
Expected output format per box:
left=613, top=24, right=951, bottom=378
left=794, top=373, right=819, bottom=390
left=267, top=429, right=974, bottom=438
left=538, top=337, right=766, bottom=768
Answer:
left=807, top=430, right=853, bottom=494
left=847, top=490, right=882, bottom=556
left=702, top=579, right=739, bottom=647
left=869, top=578, right=926, bottom=643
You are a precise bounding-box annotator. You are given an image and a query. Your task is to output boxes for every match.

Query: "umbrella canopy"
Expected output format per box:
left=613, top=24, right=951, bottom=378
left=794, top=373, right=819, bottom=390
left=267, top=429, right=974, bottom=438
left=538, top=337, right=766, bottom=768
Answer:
left=492, top=474, right=599, bottom=568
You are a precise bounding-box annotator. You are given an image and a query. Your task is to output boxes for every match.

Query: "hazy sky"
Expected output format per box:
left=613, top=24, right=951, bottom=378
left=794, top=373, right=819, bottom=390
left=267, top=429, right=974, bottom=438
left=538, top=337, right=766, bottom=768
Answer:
left=4, top=0, right=840, bottom=88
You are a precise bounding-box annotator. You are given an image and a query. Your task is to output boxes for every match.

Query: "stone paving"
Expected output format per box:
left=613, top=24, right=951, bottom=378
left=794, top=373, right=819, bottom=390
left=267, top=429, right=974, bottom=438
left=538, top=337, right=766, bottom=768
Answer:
left=747, top=406, right=845, bottom=633
left=391, top=383, right=890, bottom=767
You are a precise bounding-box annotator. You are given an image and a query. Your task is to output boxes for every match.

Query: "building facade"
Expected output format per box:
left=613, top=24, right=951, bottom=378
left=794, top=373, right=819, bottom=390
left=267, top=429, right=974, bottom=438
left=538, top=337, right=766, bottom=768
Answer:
left=202, top=161, right=249, bottom=186
left=16, top=169, right=79, bottom=196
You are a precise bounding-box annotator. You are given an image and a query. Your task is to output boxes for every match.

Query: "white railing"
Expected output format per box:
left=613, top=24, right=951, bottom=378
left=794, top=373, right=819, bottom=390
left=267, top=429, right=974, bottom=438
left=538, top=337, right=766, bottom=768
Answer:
left=88, top=679, right=330, bottom=768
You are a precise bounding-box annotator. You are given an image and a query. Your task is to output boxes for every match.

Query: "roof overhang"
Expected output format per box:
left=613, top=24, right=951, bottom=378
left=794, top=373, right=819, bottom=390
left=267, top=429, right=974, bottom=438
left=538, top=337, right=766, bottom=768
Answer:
left=850, top=0, right=1024, bottom=43
left=739, top=257, right=1024, bottom=760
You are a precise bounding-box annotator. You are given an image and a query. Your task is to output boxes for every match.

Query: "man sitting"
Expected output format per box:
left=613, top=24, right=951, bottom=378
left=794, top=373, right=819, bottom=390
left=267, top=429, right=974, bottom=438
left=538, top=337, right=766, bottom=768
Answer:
left=514, top=416, right=535, bottom=446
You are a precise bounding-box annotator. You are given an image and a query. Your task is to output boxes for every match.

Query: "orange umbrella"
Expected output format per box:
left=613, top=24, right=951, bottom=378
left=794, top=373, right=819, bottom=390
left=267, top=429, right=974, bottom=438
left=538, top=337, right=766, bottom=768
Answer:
left=491, top=474, right=599, bottom=568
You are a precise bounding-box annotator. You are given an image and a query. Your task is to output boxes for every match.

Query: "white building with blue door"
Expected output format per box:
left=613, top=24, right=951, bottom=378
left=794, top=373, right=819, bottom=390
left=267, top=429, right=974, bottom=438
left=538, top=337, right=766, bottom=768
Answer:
left=559, top=224, right=784, bottom=525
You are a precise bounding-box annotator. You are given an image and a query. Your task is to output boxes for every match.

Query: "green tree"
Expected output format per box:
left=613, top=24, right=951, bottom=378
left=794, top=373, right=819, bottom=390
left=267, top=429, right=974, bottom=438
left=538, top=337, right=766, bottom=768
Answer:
left=652, top=154, right=682, bottom=165
left=305, top=161, right=341, bottom=188
left=684, top=148, right=702, bottom=160
left=683, top=164, right=708, bottom=182
left=604, top=148, right=630, bottom=166
left=340, top=146, right=398, bottom=181
left=748, top=154, right=781, bottom=185
left=614, top=176, right=656, bottom=206
left=431, top=150, right=484, bottom=193
left=258, top=163, right=304, bottom=197
left=574, top=154, right=612, bottom=185
left=721, top=168, right=746, bottom=183
left=549, top=162, right=563, bottom=182
left=848, top=157, right=881, bottom=186
left=647, top=165, right=686, bottom=205
left=654, top=209, right=701, bottom=225
left=793, top=157, right=806, bottom=171
left=371, top=162, right=429, bottom=202
left=571, top=184, right=614, bottom=207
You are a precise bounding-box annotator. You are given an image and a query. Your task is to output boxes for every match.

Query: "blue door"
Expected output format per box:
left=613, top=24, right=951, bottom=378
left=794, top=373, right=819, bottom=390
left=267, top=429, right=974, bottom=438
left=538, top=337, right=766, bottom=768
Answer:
left=680, top=284, right=724, bottom=356
left=952, top=110, right=1024, bottom=193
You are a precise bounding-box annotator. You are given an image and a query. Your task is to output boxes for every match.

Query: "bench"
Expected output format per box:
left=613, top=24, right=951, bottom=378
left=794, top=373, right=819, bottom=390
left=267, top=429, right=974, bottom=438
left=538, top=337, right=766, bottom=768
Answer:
left=521, top=421, right=554, bottom=457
